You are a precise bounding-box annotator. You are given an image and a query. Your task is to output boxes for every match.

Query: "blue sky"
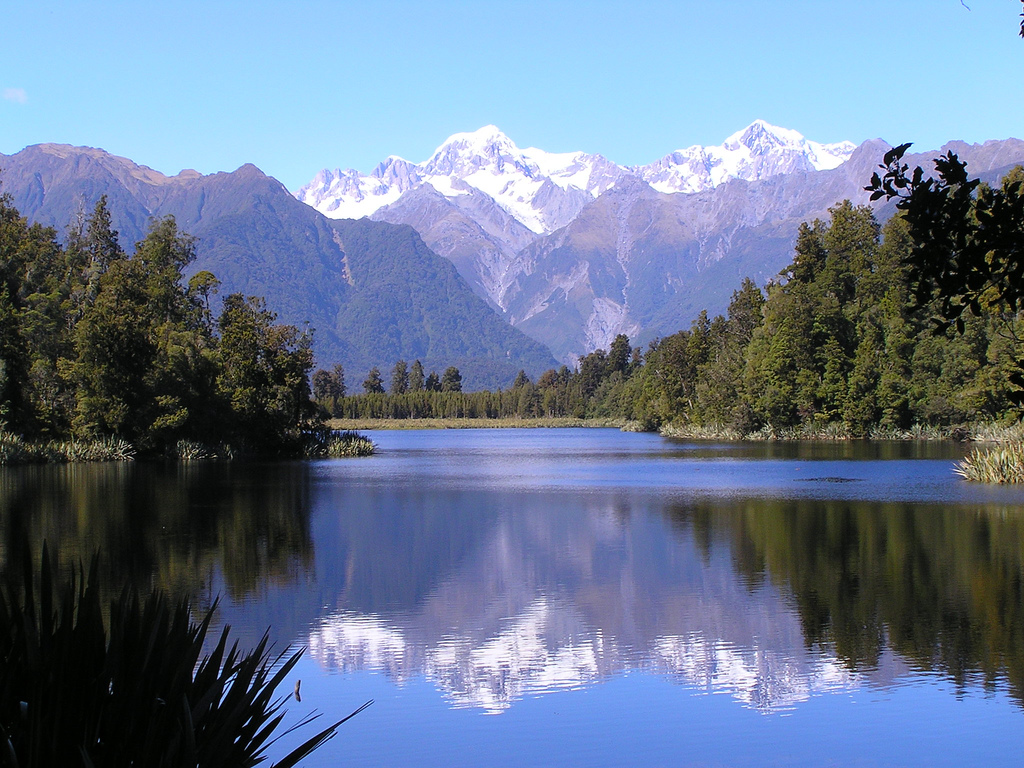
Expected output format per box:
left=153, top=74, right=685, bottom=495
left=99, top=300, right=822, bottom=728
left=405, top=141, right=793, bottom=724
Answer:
left=2, top=1, right=1022, bottom=190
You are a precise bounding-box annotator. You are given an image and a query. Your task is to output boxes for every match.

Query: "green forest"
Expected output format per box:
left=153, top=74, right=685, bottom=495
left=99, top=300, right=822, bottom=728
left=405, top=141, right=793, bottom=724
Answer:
left=327, top=194, right=1023, bottom=435
left=0, top=193, right=319, bottom=459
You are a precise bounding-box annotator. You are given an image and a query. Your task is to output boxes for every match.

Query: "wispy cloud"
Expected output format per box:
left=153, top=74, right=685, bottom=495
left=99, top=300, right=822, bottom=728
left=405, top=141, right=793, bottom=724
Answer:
left=3, top=88, right=28, bottom=104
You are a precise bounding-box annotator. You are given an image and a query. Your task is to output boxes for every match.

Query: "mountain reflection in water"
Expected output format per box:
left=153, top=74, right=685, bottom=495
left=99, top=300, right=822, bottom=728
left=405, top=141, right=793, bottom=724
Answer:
left=302, top=490, right=924, bottom=714
left=2, top=429, right=1024, bottom=760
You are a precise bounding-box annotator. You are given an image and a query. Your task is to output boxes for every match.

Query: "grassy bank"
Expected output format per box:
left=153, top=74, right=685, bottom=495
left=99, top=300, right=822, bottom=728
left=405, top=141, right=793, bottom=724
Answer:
left=0, top=429, right=377, bottom=465
left=326, top=416, right=633, bottom=431
left=659, top=421, right=1024, bottom=443
left=658, top=420, right=1024, bottom=484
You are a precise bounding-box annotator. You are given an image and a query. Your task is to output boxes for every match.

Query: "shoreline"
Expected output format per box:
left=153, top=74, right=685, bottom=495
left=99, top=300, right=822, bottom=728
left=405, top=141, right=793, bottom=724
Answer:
left=326, top=417, right=633, bottom=431
left=327, top=416, right=1024, bottom=443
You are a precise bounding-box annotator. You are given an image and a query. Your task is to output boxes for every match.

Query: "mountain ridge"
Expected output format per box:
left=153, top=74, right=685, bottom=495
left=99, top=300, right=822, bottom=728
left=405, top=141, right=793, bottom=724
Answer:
left=296, top=120, right=858, bottom=233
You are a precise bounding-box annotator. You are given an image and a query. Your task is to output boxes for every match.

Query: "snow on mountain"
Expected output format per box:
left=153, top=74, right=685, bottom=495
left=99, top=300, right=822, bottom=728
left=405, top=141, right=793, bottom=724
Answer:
left=295, top=121, right=856, bottom=235
left=297, top=126, right=625, bottom=235
left=638, top=120, right=856, bottom=194
left=296, top=155, right=419, bottom=219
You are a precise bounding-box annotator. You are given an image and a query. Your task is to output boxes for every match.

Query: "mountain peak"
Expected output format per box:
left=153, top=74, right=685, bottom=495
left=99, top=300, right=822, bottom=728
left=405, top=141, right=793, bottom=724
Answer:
left=233, top=163, right=269, bottom=179
left=419, top=126, right=541, bottom=203
left=724, top=121, right=806, bottom=154
left=424, top=125, right=523, bottom=174
left=442, top=124, right=511, bottom=146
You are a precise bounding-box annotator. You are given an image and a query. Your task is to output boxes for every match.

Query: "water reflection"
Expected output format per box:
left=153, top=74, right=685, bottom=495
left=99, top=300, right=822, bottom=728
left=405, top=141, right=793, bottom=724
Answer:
left=2, top=432, right=1024, bottom=723
left=301, top=489, right=935, bottom=714
left=0, top=461, right=314, bottom=607
left=674, top=498, right=1024, bottom=704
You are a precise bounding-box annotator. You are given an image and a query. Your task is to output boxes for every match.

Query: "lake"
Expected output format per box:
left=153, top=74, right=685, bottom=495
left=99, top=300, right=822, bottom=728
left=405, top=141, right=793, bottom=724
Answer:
left=3, top=428, right=1024, bottom=766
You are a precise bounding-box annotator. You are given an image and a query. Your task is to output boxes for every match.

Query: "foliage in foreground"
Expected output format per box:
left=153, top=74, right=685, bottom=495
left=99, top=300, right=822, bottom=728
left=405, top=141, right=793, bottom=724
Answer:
left=867, top=145, right=1024, bottom=406
left=0, top=546, right=368, bottom=767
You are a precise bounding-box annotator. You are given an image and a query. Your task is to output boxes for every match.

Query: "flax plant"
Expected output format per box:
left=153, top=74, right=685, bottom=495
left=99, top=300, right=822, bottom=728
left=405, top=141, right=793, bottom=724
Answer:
left=0, top=545, right=368, bottom=767
left=954, top=442, right=1024, bottom=484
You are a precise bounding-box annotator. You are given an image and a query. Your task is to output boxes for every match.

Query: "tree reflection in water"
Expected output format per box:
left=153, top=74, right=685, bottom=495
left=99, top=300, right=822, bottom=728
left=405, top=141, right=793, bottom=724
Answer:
left=665, top=499, right=1024, bottom=705
left=0, top=461, right=314, bottom=614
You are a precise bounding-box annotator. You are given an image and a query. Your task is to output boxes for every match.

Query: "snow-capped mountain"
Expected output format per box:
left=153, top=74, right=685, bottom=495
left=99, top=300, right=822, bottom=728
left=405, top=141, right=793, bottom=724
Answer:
left=295, top=121, right=856, bottom=235
left=298, top=125, right=624, bottom=235
left=293, top=122, right=868, bottom=357
left=638, top=120, right=856, bottom=194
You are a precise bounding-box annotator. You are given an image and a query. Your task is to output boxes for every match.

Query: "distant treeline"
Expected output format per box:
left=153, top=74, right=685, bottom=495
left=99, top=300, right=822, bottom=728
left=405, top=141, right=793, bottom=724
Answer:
left=321, top=200, right=1022, bottom=432
left=0, top=193, right=317, bottom=456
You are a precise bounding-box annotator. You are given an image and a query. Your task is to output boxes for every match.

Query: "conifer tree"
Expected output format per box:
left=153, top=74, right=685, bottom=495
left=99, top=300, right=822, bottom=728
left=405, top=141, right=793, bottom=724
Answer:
left=391, top=359, right=409, bottom=395
left=409, top=360, right=424, bottom=392
left=363, top=367, right=385, bottom=394
left=441, top=366, right=462, bottom=392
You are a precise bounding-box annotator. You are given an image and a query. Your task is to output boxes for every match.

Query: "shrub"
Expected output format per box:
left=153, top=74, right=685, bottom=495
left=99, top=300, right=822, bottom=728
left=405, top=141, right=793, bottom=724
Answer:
left=0, top=433, right=136, bottom=465
left=173, top=439, right=220, bottom=461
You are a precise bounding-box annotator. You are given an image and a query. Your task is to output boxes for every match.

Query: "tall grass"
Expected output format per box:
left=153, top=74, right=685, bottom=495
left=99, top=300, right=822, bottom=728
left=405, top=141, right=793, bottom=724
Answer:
left=324, top=431, right=376, bottom=457
left=301, top=429, right=376, bottom=458
left=173, top=439, right=224, bottom=461
left=954, top=443, right=1024, bottom=484
left=659, top=423, right=744, bottom=440
left=0, top=545, right=368, bottom=767
left=0, top=432, right=135, bottom=465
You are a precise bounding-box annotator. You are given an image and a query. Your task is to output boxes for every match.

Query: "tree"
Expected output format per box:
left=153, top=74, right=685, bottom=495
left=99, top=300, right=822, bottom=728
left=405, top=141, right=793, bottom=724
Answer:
left=577, top=350, right=607, bottom=398
left=331, top=363, right=346, bottom=399
left=216, top=293, right=315, bottom=450
left=867, top=145, right=1024, bottom=404
left=607, top=334, right=632, bottom=376
left=312, top=364, right=346, bottom=412
left=312, top=369, right=333, bottom=401
left=0, top=192, right=323, bottom=454
left=409, top=360, right=425, bottom=392
left=424, top=371, right=441, bottom=392
left=73, top=216, right=204, bottom=444
left=363, top=367, right=385, bottom=394
left=187, top=270, right=220, bottom=334
left=391, top=359, right=409, bottom=395
left=440, top=366, right=462, bottom=392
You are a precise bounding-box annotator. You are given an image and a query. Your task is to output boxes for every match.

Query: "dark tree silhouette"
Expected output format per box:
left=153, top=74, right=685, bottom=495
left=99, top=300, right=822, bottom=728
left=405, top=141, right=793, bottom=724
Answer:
left=867, top=146, right=1024, bottom=404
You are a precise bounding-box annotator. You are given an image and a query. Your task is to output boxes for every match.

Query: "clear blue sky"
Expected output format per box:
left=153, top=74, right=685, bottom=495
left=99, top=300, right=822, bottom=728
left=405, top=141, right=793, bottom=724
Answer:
left=2, top=0, right=1022, bottom=190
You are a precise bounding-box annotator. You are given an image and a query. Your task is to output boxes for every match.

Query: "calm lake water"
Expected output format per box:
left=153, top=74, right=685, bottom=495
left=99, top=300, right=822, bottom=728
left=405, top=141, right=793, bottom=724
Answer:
left=3, top=428, right=1024, bottom=766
